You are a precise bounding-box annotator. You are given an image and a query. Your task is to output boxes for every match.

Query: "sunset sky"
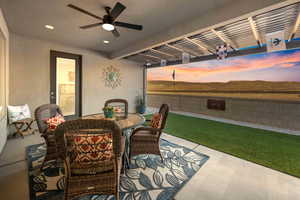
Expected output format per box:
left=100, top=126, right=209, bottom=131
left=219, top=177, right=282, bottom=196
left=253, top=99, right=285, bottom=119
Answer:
left=147, top=48, right=300, bottom=83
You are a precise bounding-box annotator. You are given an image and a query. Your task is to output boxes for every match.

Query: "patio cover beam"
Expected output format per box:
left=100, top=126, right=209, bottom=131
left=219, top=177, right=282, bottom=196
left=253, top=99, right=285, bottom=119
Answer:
left=150, top=49, right=177, bottom=58
left=248, top=17, right=263, bottom=47
left=139, top=53, right=162, bottom=61
left=184, top=37, right=215, bottom=55
left=211, top=29, right=238, bottom=51
left=165, top=44, right=184, bottom=53
left=288, top=12, right=300, bottom=41
left=166, top=44, right=199, bottom=57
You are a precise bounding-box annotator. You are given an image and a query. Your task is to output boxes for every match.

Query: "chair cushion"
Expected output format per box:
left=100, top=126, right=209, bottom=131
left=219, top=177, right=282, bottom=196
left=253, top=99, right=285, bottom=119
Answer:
left=131, top=130, right=159, bottom=142
left=150, top=113, right=162, bottom=129
left=65, top=133, right=115, bottom=175
left=45, top=114, right=65, bottom=131
left=7, top=104, right=31, bottom=124
left=69, top=133, right=113, bottom=162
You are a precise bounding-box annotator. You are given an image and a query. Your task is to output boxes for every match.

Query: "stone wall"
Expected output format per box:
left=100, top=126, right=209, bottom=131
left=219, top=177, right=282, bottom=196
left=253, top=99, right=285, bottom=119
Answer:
left=147, top=94, right=300, bottom=131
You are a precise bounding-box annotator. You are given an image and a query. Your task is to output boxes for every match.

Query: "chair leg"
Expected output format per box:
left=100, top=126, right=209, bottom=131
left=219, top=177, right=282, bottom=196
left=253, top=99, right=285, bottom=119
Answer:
left=115, top=190, right=120, bottom=200
left=159, top=153, right=164, bottom=163
left=13, top=123, right=25, bottom=138
left=24, top=120, right=35, bottom=134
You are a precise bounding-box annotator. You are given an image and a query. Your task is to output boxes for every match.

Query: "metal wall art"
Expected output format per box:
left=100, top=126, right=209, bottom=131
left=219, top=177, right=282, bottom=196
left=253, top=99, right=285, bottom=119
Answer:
left=102, top=65, right=122, bottom=89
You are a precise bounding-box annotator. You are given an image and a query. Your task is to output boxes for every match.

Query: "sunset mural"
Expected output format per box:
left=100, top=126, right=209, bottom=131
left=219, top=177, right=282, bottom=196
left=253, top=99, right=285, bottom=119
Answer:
left=147, top=48, right=300, bottom=101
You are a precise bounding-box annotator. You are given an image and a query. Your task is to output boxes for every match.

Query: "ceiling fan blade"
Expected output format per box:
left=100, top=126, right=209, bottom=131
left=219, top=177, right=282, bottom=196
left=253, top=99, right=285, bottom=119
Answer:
left=110, top=2, right=126, bottom=20
left=80, top=23, right=103, bottom=29
left=112, top=29, right=120, bottom=37
left=115, top=21, right=143, bottom=30
left=68, top=4, right=102, bottom=20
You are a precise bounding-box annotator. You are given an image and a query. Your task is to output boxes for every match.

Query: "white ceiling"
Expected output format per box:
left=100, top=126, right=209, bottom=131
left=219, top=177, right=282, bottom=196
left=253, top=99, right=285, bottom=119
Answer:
left=0, top=0, right=235, bottom=55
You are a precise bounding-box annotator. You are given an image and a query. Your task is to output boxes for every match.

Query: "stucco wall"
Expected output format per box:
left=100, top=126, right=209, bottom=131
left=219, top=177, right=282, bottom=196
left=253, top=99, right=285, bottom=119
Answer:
left=9, top=33, right=144, bottom=117
left=147, top=94, right=300, bottom=131
left=0, top=8, right=9, bottom=153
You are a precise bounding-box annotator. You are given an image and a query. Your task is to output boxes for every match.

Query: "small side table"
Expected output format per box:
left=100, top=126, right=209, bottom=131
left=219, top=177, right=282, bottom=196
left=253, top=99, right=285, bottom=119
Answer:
left=12, top=118, right=36, bottom=138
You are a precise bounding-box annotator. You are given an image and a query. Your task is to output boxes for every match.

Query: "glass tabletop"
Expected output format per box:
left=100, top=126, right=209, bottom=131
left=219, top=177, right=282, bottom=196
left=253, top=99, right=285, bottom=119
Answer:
left=82, top=113, right=145, bottom=130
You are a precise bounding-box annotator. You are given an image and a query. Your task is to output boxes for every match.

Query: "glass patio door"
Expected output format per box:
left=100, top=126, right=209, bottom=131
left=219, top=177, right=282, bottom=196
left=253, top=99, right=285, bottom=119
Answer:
left=50, top=51, right=82, bottom=119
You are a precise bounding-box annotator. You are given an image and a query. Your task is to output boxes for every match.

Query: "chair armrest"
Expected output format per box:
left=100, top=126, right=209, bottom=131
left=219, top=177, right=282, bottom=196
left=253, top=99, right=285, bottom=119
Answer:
left=118, top=136, right=126, bottom=157
left=131, top=126, right=161, bottom=136
left=64, top=157, right=71, bottom=177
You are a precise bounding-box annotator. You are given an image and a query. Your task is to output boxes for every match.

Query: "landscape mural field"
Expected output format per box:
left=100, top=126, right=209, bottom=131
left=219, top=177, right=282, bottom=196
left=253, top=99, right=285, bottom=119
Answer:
left=147, top=48, right=300, bottom=101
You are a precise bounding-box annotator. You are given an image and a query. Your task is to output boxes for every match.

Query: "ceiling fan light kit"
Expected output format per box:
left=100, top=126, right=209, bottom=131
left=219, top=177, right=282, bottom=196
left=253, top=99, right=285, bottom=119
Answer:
left=68, top=2, right=143, bottom=37
left=102, top=23, right=115, bottom=31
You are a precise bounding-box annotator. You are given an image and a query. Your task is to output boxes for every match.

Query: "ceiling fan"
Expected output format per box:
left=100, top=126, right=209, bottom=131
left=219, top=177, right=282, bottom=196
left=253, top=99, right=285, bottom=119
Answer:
left=68, top=2, right=143, bottom=37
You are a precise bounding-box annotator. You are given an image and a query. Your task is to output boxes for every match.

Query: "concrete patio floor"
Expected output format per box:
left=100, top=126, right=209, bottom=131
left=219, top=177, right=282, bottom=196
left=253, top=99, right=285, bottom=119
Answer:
left=0, top=132, right=299, bottom=200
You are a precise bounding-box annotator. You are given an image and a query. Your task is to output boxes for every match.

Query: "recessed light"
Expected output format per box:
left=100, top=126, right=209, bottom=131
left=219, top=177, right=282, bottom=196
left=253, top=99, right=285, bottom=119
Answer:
left=45, top=25, right=54, bottom=30
left=103, top=40, right=110, bottom=44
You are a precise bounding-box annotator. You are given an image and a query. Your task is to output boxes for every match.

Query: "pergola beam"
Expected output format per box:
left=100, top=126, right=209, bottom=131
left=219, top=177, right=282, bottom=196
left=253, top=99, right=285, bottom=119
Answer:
left=211, top=29, right=238, bottom=50
left=165, top=44, right=184, bottom=53
left=248, top=17, right=262, bottom=47
left=288, top=12, right=300, bottom=41
left=139, top=53, right=162, bottom=61
left=184, top=37, right=215, bottom=54
left=150, top=49, right=176, bottom=58
left=165, top=44, right=199, bottom=56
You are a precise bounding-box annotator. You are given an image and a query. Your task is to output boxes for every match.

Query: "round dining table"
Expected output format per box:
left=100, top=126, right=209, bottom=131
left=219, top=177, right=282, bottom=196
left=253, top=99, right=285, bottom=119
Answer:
left=82, top=113, right=145, bottom=130
left=82, top=113, right=146, bottom=169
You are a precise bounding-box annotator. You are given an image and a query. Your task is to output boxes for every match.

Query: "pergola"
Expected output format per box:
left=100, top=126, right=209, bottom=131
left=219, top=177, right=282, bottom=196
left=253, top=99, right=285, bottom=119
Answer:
left=123, top=1, right=300, bottom=67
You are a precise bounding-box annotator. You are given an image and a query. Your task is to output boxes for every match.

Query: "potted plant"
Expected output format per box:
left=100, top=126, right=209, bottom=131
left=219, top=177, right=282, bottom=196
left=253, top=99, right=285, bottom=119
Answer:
left=103, top=106, right=114, bottom=118
left=136, top=95, right=146, bottom=114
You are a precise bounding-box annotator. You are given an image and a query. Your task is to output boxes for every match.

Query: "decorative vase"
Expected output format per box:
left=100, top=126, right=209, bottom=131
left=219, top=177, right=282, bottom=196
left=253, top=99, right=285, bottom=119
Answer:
left=137, top=104, right=146, bottom=114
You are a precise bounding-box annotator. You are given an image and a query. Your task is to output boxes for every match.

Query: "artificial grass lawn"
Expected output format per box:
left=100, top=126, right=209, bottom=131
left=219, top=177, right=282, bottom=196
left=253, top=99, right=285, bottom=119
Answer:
left=147, top=113, right=300, bottom=177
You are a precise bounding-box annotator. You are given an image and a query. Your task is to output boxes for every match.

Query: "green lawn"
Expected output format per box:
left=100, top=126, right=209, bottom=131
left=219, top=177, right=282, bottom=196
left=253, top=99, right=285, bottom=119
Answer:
left=147, top=113, right=300, bottom=177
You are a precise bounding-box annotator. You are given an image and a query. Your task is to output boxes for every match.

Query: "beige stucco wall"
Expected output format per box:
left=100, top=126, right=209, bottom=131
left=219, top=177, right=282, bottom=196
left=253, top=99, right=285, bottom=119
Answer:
left=9, top=33, right=144, bottom=117
left=148, top=94, right=300, bottom=131
left=0, top=8, right=9, bottom=153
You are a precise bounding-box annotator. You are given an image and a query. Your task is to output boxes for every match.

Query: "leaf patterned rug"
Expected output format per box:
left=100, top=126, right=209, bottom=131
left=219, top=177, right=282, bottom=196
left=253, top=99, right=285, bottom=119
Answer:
left=27, top=139, right=209, bottom=200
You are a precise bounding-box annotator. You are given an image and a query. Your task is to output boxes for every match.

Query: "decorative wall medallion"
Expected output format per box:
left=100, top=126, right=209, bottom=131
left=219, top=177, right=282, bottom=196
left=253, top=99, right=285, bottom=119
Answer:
left=102, top=65, right=121, bottom=89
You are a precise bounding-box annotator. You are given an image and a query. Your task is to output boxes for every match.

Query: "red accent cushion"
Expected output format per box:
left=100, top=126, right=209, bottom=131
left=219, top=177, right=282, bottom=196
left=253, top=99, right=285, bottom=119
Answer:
left=45, top=114, right=65, bottom=131
left=150, top=113, right=162, bottom=129
left=67, top=133, right=113, bottom=163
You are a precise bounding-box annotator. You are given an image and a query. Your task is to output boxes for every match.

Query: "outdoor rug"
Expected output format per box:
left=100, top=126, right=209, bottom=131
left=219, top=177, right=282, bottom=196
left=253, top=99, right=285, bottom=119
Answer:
left=26, top=139, right=209, bottom=200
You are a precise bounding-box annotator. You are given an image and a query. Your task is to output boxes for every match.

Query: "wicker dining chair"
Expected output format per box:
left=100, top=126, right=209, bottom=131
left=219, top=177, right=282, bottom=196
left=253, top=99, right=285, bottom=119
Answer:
left=104, top=99, right=128, bottom=119
left=34, top=104, right=64, bottom=170
left=55, top=119, right=124, bottom=200
left=129, top=104, right=169, bottom=162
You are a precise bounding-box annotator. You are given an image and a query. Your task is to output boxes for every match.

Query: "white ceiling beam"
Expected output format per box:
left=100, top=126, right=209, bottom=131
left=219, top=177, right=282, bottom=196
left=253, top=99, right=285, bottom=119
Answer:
left=248, top=17, right=263, bottom=47
left=211, top=29, right=238, bottom=50
left=150, top=49, right=176, bottom=58
left=165, top=44, right=199, bottom=56
left=139, top=53, right=162, bottom=61
left=165, top=44, right=184, bottom=53
left=184, top=37, right=214, bottom=54
left=288, top=12, right=300, bottom=41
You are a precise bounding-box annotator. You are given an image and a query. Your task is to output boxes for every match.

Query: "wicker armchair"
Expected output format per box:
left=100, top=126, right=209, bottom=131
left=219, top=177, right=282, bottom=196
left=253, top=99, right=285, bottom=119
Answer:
left=34, top=104, right=64, bottom=170
left=55, top=119, right=124, bottom=200
left=129, top=104, right=169, bottom=162
left=104, top=99, right=128, bottom=119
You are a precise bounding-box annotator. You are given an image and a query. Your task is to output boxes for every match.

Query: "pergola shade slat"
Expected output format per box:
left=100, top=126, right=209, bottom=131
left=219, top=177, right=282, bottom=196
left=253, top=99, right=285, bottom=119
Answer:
left=124, top=2, right=300, bottom=66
